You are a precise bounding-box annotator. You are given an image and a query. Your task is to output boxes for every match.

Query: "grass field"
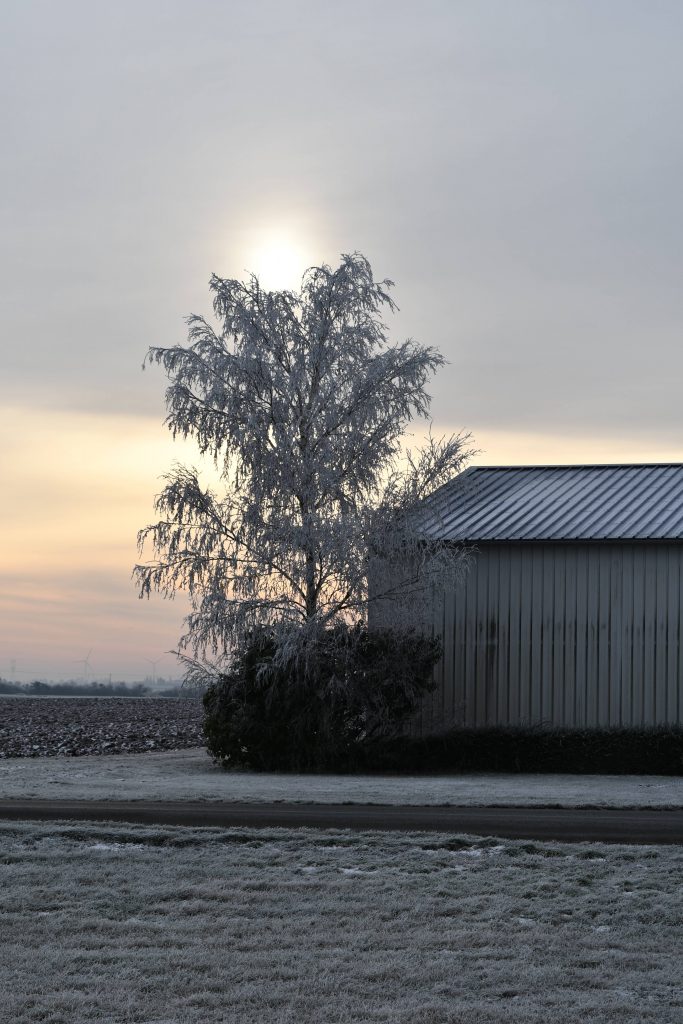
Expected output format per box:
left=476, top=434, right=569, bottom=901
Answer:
left=1, top=820, right=681, bottom=1023
left=3, top=747, right=683, bottom=806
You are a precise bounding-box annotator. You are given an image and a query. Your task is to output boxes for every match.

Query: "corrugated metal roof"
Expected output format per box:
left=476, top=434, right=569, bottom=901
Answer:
left=419, top=464, right=683, bottom=541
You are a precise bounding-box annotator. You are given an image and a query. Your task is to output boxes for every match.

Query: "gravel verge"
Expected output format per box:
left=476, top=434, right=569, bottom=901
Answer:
left=0, top=697, right=204, bottom=757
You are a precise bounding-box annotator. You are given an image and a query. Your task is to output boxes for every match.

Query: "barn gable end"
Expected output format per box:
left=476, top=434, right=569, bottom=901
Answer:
left=402, top=464, right=683, bottom=733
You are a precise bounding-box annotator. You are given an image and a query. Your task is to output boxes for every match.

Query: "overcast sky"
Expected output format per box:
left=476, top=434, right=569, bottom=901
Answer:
left=2, top=1, right=683, bottom=680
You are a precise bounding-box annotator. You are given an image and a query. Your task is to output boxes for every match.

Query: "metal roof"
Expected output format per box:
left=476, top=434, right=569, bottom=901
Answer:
left=419, top=464, right=683, bottom=542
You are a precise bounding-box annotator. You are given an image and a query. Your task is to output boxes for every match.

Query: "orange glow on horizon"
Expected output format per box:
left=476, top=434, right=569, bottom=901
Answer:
left=4, top=404, right=683, bottom=680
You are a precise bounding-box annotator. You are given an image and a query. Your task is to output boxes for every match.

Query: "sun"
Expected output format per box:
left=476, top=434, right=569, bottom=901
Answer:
left=247, top=234, right=308, bottom=291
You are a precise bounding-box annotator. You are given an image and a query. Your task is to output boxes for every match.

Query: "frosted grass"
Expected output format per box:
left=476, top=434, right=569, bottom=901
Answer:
left=1, top=820, right=681, bottom=1022
left=2, top=747, right=682, bottom=807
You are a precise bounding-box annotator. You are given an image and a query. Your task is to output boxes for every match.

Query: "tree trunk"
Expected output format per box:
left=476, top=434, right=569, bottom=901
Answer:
left=305, top=549, right=317, bottom=619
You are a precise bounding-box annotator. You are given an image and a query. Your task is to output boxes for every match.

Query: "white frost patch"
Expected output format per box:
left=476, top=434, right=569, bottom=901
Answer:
left=340, top=867, right=375, bottom=875
left=89, top=842, right=146, bottom=852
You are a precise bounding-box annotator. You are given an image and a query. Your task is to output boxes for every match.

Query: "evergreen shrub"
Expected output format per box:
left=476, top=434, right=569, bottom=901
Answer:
left=202, top=623, right=442, bottom=771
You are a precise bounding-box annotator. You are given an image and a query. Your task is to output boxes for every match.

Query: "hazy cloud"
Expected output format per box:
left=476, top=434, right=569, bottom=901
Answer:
left=3, top=1, right=683, bottom=676
left=2, top=1, right=682, bottom=441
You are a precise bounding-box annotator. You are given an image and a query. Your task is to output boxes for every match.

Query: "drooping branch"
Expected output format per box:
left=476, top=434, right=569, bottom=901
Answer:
left=136, top=253, right=474, bottom=678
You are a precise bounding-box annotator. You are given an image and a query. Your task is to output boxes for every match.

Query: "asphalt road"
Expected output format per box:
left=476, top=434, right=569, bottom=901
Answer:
left=0, top=799, right=682, bottom=844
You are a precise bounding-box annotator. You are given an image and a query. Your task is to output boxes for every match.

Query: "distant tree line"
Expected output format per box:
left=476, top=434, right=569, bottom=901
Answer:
left=0, top=679, right=188, bottom=697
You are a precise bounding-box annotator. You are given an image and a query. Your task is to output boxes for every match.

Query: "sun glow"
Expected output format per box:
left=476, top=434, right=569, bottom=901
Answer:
left=246, top=233, right=309, bottom=291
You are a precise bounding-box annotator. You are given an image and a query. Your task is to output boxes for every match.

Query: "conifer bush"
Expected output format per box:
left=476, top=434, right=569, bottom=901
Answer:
left=203, top=624, right=442, bottom=771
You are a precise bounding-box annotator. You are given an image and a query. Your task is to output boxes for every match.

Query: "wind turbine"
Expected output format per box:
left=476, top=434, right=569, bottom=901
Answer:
left=6, top=660, right=44, bottom=682
left=74, top=649, right=93, bottom=683
left=144, top=656, right=164, bottom=685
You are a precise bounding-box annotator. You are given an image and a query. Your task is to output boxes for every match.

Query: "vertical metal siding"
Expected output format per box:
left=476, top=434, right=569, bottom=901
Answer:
left=552, top=547, right=566, bottom=725
left=422, top=542, right=683, bottom=732
left=655, top=548, right=669, bottom=722
left=574, top=546, right=588, bottom=727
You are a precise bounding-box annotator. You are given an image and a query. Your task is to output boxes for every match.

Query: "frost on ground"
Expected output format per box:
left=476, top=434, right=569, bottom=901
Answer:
left=2, top=747, right=683, bottom=807
left=1, top=820, right=681, bottom=1023
left=0, top=696, right=204, bottom=757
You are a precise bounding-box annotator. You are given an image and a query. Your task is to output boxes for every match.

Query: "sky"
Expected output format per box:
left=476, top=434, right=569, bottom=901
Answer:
left=2, top=0, right=683, bottom=681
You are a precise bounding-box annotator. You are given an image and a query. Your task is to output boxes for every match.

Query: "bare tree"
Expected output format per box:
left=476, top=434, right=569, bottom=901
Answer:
left=135, top=253, right=472, bottom=681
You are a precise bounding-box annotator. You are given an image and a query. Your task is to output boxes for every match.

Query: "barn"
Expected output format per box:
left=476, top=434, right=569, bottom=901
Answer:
left=411, top=463, right=683, bottom=734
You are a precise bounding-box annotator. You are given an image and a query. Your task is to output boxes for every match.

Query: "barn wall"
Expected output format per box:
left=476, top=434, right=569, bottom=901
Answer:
left=416, top=542, right=683, bottom=733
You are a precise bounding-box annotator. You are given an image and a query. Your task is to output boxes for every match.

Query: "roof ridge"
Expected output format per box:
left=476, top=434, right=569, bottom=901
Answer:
left=466, top=462, right=683, bottom=471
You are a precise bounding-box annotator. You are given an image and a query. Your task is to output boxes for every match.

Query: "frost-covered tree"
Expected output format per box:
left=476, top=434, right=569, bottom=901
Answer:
left=135, top=253, right=471, bottom=681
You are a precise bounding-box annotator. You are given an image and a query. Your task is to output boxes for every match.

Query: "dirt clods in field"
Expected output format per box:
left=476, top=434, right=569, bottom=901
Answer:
left=0, top=697, right=204, bottom=757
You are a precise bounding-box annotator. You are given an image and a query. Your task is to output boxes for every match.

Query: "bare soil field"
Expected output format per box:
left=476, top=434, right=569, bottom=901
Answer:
left=0, top=697, right=204, bottom=757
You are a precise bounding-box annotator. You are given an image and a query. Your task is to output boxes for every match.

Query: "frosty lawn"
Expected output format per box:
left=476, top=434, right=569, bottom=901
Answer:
left=2, top=747, right=683, bottom=807
left=1, top=820, right=680, bottom=1023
